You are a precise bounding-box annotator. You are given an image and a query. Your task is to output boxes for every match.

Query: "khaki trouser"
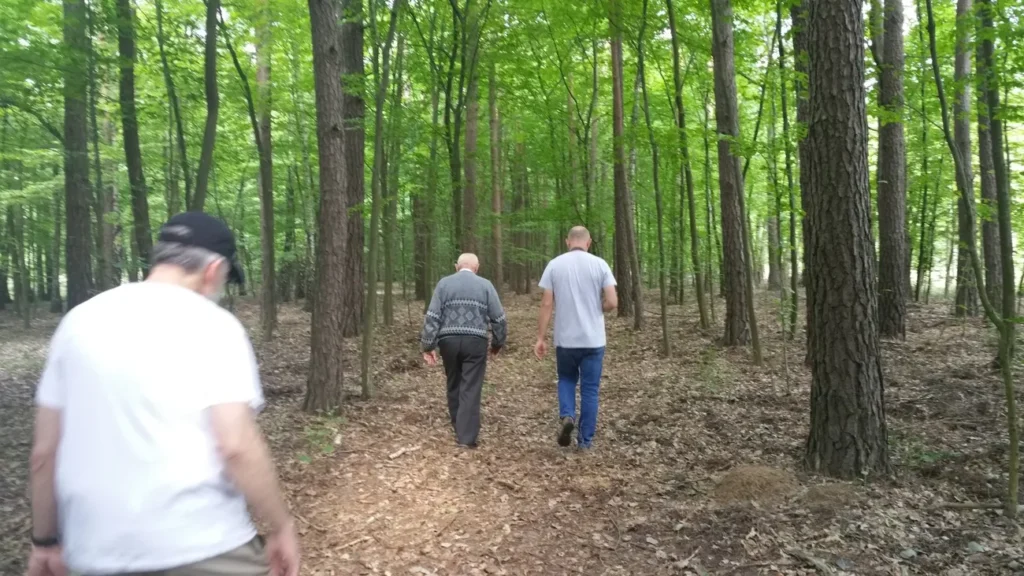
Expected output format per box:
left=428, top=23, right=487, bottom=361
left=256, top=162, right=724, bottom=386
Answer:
left=74, top=537, right=269, bottom=576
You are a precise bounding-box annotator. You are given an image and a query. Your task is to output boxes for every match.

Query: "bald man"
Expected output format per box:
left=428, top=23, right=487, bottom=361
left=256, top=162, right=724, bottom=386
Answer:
left=420, top=254, right=508, bottom=448
left=535, top=227, right=617, bottom=449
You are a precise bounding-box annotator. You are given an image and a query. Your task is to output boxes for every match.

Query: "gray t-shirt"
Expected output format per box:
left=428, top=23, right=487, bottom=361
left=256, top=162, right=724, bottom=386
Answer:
left=538, top=249, right=617, bottom=349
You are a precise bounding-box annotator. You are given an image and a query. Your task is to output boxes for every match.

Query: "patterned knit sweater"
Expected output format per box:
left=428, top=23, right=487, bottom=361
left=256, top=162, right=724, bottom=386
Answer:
left=420, top=270, right=507, bottom=352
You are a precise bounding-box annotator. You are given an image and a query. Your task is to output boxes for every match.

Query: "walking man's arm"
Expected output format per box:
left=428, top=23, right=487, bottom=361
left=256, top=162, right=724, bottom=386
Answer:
left=534, top=289, right=554, bottom=359
left=601, top=260, right=618, bottom=312
left=486, top=282, right=508, bottom=353
left=420, top=284, right=444, bottom=365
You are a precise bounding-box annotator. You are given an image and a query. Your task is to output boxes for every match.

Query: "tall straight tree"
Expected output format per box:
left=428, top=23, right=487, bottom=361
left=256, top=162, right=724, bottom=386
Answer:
left=953, top=0, right=976, bottom=317
left=191, top=0, right=220, bottom=211
left=710, top=0, right=750, bottom=346
left=383, top=33, right=405, bottom=325
left=876, top=0, right=907, bottom=338
left=803, top=0, right=889, bottom=477
left=666, top=0, right=709, bottom=329
left=305, top=0, right=349, bottom=412
left=489, top=63, right=503, bottom=293
left=256, top=0, right=277, bottom=339
left=361, top=0, right=403, bottom=399
left=976, top=19, right=1000, bottom=310
left=462, top=4, right=480, bottom=254
left=64, top=0, right=93, bottom=310
left=608, top=0, right=642, bottom=328
left=776, top=0, right=798, bottom=338
left=340, top=0, right=365, bottom=337
left=116, top=0, right=153, bottom=278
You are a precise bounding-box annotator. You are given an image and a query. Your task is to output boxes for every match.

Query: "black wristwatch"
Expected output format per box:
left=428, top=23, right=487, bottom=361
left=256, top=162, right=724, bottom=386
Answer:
left=31, top=536, right=59, bottom=548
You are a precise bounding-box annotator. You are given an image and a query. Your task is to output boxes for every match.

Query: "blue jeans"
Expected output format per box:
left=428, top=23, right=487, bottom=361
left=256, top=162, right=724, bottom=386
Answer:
left=556, top=347, right=606, bottom=448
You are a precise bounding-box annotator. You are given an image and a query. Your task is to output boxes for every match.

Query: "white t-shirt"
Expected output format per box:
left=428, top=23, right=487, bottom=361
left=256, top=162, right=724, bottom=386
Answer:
left=35, top=281, right=264, bottom=574
left=538, top=249, right=617, bottom=349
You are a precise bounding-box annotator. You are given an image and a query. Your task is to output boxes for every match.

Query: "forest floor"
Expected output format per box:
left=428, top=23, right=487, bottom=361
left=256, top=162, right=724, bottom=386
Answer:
left=2, top=289, right=1023, bottom=575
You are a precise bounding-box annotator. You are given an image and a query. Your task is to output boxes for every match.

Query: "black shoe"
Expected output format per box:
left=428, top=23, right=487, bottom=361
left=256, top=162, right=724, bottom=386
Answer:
left=557, top=417, right=575, bottom=447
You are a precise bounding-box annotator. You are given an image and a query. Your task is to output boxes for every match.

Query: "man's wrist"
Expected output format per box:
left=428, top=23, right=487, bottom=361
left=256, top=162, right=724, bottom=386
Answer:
left=31, top=535, right=59, bottom=548
left=271, top=516, right=296, bottom=535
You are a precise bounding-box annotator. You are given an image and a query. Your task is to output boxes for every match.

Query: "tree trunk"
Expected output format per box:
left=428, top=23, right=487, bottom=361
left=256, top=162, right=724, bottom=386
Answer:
left=116, top=0, right=153, bottom=279
left=50, top=188, right=63, bottom=313
left=383, top=33, right=405, bottom=326
left=638, top=0, right=669, bottom=354
left=64, top=0, right=93, bottom=311
left=256, top=0, right=277, bottom=339
left=913, top=34, right=931, bottom=303
left=489, top=63, right=504, bottom=294
left=609, top=0, right=641, bottom=327
left=710, top=0, right=749, bottom=346
left=190, top=0, right=219, bottom=212
left=877, top=0, right=908, bottom=338
left=305, top=0, right=349, bottom=413
left=340, top=0, right=365, bottom=338
left=791, top=0, right=813, bottom=363
left=666, top=0, right=709, bottom=329
left=280, top=166, right=296, bottom=302
left=156, top=0, right=191, bottom=207
left=976, top=16, right=1001, bottom=312
left=88, top=5, right=109, bottom=292
left=361, top=0, right=402, bottom=400
left=803, top=0, right=890, bottom=478
left=463, top=21, right=479, bottom=255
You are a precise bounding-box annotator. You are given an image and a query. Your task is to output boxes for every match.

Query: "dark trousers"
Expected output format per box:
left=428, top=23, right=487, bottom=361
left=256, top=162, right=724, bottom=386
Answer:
left=438, top=335, right=488, bottom=445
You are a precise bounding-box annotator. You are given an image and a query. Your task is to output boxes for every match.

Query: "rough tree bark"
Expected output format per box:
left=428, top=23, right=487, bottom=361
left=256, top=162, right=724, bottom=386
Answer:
left=340, top=0, right=366, bottom=337
left=952, top=0, right=977, bottom=317
left=64, top=0, right=93, bottom=310
left=710, top=0, right=750, bottom=346
left=976, top=11, right=1000, bottom=311
left=803, top=0, right=890, bottom=478
left=256, top=0, right=277, bottom=339
left=305, top=0, right=349, bottom=413
left=876, top=0, right=908, bottom=338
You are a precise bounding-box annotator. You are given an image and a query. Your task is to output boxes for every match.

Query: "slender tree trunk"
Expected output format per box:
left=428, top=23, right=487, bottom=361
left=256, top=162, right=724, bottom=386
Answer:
left=463, top=29, right=479, bottom=255
left=253, top=0, right=277, bottom=339
left=710, top=0, right=750, bottom=346
left=638, top=0, right=669, bottom=353
left=666, top=0, right=708, bottom=328
left=803, top=0, right=890, bottom=478
left=340, top=0, right=365, bottom=338
left=777, top=0, right=798, bottom=337
left=914, top=59, right=931, bottom=302
left=190, top=0, right=219, bottom=212
left=877, top=0, right=908, bottom=337
left=305, top=0, right=349, bottom=413
left=156, top=0, right=192, bottom=207
left=976, top=18, right=1001, bottom=311
left=383, top=33, right=404, bottom=326
left=361, top=0, right=402, bottom=399
left=281, top=167, right=296, bottom=302
left=489, top=63, right=504, bottom=294
left=50, top=188, right=63, bottom=312
left=64, top=0, right=93, bottom=310
left=87, top=5, right=108, bottom=292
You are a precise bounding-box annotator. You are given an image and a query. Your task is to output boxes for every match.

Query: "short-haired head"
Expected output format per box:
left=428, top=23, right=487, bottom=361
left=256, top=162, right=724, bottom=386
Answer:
left=456, top=253, right=480, bottom=273
left=566, top=226, right=592, bottom=251
left=148, top=241, right=230, bottom=301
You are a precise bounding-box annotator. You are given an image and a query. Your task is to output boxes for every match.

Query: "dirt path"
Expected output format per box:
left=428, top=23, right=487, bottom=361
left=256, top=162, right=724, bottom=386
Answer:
left=2, top=294, right=1021, bottom=575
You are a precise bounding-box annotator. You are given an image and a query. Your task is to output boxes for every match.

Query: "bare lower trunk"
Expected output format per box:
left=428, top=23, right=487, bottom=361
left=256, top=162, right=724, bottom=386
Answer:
left=64, top=0, right=94, bottom=310
left=340, top=0, right=365, bottom=338
left=191, top=0, right=219, bottom=212
left=489, top=64, right=504, bottom=293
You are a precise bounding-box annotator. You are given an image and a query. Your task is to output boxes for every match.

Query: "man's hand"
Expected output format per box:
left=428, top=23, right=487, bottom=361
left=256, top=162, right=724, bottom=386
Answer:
left=489, top=347, right=500, bottom=359
left=27, top=546, right=66, bottom=576
left=423, top=350, right=439, bottom=366
left=534, top=339, right=548, bottom=360
left=266, top=520, right=300, bottom=576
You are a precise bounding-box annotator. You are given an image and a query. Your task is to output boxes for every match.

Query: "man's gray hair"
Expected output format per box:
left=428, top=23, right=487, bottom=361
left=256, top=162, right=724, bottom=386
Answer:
left=151, top=241, right=225, bottom=274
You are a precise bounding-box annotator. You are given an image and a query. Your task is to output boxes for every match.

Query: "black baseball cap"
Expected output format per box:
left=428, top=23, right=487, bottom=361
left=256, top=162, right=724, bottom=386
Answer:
left=157, top=211, right=245, bottom=285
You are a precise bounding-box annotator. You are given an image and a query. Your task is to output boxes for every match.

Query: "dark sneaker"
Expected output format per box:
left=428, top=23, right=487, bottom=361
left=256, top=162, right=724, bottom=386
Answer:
left=557, top=417, right=575, bottom=447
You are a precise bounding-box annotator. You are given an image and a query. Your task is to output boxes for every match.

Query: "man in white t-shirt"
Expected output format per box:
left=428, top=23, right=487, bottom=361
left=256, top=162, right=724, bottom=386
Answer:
left=534, top=226, right=617, bottom=449
left=26, top=212, right=299, bottom=576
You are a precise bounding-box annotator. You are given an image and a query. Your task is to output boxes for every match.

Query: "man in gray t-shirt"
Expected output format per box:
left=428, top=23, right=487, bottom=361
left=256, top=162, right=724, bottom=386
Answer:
left=534, top=226, right=617, bottom=449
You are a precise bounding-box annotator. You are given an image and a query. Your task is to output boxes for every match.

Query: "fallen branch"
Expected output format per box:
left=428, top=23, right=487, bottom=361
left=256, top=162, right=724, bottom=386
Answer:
left=785, top=549, right=836, bottom=575
left=496, top=479, right=520, bottom=492
left=389, top=445, right=422, bottom=460
left=337, top=535, right=372, bottom=550
left=294, top=512, right=327, bottom=532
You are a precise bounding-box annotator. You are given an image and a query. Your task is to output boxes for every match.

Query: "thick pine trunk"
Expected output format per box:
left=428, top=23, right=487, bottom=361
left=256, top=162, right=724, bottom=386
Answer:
left=877, top=0, right=908, bottom=338
left=710, top=0, right=749, bottom=345
left=489, top=64, right=504, bottom=294
left=803, top=0, right=889, bottom=478
left=305, top=0, right=348, bottom=413
left=64, top=0, right=93, bottom=310
left=340, top=0, right=365, bottom=337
